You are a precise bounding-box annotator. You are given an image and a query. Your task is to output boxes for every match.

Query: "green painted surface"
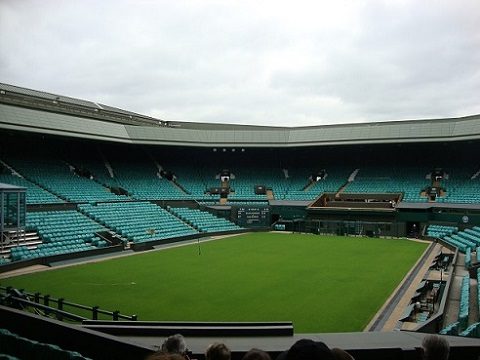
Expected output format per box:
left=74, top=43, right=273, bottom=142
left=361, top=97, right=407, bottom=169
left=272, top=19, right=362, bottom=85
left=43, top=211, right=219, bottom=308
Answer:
left=1, top=233, right=427, bottom=333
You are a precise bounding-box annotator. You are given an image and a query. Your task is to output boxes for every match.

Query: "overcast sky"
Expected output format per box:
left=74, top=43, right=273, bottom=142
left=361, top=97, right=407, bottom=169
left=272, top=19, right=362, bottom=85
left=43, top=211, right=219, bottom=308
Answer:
left=1, top=0, right=479, bottom=127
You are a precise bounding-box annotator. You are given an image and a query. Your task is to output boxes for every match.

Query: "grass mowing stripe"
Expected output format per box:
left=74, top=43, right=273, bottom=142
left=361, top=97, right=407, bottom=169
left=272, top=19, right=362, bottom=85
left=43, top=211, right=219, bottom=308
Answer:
left=1, top=233, right=428, bottom=333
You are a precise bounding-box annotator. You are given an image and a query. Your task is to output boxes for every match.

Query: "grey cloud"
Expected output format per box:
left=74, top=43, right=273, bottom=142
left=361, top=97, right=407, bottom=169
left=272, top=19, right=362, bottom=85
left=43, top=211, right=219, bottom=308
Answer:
left=1, top=0, right=479, bottom=126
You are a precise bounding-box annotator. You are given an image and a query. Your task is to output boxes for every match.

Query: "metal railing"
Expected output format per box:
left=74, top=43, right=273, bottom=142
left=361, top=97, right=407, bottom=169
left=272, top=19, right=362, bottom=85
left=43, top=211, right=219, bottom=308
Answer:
left=0, top=286, right=137, bottom=322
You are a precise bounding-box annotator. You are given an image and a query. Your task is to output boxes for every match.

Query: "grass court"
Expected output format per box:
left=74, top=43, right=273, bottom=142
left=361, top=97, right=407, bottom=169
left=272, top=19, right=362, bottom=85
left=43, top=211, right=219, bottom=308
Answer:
left=0, top=232, right=428, bottom=333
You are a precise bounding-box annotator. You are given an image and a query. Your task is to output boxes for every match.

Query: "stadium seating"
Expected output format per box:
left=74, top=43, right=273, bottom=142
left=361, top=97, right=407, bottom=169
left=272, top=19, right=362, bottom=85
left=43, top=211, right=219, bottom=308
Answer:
left=343, top=166, right=429, bottom=202
left=428, top=226, right=480, bottom=253
left=107, top=159, right=189, bottom=200
left=9, top=210, right=106, bottom=261
left=5, top=156, right=126, bottom=203
left=450, top=234, right=476, bottom=250
left=439, top=321, right=459, bottom=336
left=426, top=224, right=458, bottom=238
left=227, top=168, right=271, bottom=201
left=478, top=269, right=480, bottom=316
left=169, top=207, right=243, bottom=233
left=458, top=275, right=470, bottom=330
left=442, top=236, right=468, bottom=253
left=283, top=166, right=351, bottom=201
left=165, top=165, right=222, bottom=201
left=459, top=322, right=480, bottom=338
left=439, top=167, right=480, bottom=204
left=78, top=202, right=198, bottom=243
left=465, top=248, right=472, bottom=268
left=457, top=231, right=480, bottom=247
left=0, top=173, right=63, bottom=205
left=0, top=328, right=89, bottom=360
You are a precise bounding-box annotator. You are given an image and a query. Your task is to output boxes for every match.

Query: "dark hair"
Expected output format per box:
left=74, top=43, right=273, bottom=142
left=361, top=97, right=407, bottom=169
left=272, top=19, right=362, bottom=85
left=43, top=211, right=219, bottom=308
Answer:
left=286, top=339, right=334, bottom=360
left=242, top=348, right=272, bottom=360
left=206, top=342, right=231, bottom=360
left=422, top=334, right=449, bottom=360
left=161, top=334, right=188, bottom=355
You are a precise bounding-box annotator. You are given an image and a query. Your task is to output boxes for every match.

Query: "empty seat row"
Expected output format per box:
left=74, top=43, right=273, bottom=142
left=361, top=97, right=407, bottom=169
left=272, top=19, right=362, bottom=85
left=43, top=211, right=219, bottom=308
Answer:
left=426, top=224, right=458, bottom=238
left=169, top=207, right=243, bottom=233
left=0, top=328, right=90, bottom=360
left=78, top=202, right=198, bottom=243
left=458, top=275, right=470, bottom=330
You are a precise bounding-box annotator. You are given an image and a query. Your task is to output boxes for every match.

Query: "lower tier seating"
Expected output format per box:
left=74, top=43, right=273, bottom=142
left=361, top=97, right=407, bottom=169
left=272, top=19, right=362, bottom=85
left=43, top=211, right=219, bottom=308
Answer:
left=169, top=207, right=243, bottom=233
left=9, top=211, right=107, bottom=261
left=0, top=328, right=90, bottom=360
left=78, top=202, right=198, bottom=243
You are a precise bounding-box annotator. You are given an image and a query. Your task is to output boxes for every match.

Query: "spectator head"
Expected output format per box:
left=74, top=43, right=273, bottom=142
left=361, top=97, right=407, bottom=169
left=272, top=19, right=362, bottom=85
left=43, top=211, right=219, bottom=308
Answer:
left=206, top=342, right=231, bottom=360
left=242, top=348, right=272, bottom=360
left=286, top=339, right=334, bottom=360
left=161, top=334, right=188, bottom=355
left=422, top=334, right=449, bottom=360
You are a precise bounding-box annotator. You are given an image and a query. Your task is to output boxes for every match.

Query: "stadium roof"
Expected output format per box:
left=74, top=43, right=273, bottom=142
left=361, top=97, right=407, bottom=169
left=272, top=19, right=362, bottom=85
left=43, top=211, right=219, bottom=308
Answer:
left=1, top=83, right=480, bottom=147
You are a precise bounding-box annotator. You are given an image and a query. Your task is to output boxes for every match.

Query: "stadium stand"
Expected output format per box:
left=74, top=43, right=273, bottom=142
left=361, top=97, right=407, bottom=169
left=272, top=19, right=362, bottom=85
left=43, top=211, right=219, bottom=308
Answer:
left=78, top=202, right=198, bottom=243
left=478, top=269, right=480, bottom=316
left=343, top=166, right=429, bottom=202
left=0, top=328, right=90, bottom=360
left=283, top=166, right=351, bottom=201
left=460, top=322, right=480, bottom=338
left=440, top=321, right=460, bottom=336
left=426, top=225, right=458, bottom=238
left=439, top=167, right=480, bottom=204
left=165, top=166, right=220, bottom=201
left=458, top=275, right=470, bottom=330
left=4, top=156, right=126, bottom=203
left=465, top=248, right=472, bottom=268
left=426, top=225, right=480, bottom=253
left=8, top=210, right=106, bottom=261
left=169, top=207, right=243, bottom=233
left=106, top=158, right=189, bottom=200
left=0, top=173, right=63, bottom=205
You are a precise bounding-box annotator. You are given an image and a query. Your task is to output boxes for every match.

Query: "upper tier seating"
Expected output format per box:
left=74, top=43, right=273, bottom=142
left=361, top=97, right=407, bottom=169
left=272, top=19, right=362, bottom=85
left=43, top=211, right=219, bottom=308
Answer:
left=169, top=207, right=243, bottom=233
left=108, top=159, right=189, bottom=200
left=6, top=156, right=126, bottom=203
left=166, top=165, right=220, bottom=201
left=78, top=202, right=198, bottom=243
left=0, top=173, right=63, bottom=204
left=344, top=166, right=428, bottom=202
left=282, top=166, right=351, bottom=201
left=438, top=167, right=480, bottom=204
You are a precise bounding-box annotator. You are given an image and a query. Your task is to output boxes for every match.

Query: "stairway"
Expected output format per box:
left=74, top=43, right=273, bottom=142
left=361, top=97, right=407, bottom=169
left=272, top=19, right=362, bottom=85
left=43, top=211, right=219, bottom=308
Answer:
left=1, top=230, right=42, bottom=259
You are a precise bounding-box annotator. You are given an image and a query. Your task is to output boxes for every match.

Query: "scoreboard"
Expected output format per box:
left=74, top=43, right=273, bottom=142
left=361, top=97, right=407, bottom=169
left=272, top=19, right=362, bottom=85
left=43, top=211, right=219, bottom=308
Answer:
left=235, top=206, right=271, bottom=227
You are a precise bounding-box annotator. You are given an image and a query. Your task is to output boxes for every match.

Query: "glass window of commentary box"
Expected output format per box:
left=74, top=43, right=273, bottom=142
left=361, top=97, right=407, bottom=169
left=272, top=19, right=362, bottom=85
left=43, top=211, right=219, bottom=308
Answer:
left=1, top=183, right=27, bottom=232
